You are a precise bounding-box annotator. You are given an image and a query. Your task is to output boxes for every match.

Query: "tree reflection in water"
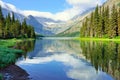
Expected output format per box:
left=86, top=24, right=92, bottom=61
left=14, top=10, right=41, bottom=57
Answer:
left=80, top=41, right=120, bottom=80
left=15, top=40, right=35, bottom=59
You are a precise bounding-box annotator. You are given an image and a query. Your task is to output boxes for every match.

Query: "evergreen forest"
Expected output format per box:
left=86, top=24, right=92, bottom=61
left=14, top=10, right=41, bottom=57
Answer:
left=0, top=6, right=35, bottom=39
left=80, top=5, right=120, bottom=38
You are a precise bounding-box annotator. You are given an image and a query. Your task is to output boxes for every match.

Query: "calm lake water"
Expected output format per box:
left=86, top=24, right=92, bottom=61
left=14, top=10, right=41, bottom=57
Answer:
left=15, top=37, right=120, bottom=80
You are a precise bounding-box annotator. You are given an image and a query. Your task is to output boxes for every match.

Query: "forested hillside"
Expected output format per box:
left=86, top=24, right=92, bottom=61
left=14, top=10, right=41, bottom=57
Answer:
left=80, top=3, right=120, bottom=38
left=0, top=6, right=35, bottom=39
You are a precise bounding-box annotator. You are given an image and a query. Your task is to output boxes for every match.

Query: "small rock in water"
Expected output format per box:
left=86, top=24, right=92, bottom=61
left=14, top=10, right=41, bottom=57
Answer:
left=4, top=73, right=13, bottom=80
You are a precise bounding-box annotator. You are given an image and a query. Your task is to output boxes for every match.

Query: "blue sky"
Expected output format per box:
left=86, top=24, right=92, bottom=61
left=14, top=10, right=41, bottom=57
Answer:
left=3, top=0, right=106, bottom=13
left=1, top=0, right=107, bottom=21
left=3, top=0, right=71, bottom=13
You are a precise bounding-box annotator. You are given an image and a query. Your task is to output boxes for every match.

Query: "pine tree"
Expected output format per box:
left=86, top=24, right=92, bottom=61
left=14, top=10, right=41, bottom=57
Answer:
left=118, top=8, right=120, bottom=36
left=0, top=7, right=36, bottom=39
left=80, top=4, right=120, bottom=38
left=104, top=6, right=110, bottom=37
left=80, top=22, right=85, bottom=37
left=10, top=13, right=15, bottom=38
left=12, top=12, right=15, bottom=23
left=12, top=20, right=21, bottom=38
left=30, top=26, right=36, bottom=38
left=4, top=13, right=11, bottom=38
left=110, top=5, right=118, bottom=38
left=85, top=17, right=89, bottom=37
left=90, top=12, right=94, bottom=37
left=21, top=19, right=27, bottom=38
left=0, top=6, right=4, bottom=38
left=98, top=7, right=103, bottom=37
left=101, top=6, right=105, bottom=37
left=94, top=5, right=99, bottom=37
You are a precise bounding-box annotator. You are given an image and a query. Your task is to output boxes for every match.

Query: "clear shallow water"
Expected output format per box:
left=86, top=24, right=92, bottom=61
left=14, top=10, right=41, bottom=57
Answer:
left=16, top=38, right=118, bottom=80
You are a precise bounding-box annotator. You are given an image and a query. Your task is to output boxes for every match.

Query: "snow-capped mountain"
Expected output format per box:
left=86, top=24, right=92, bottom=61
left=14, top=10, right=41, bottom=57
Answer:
left=0, top=0, right=101, bottom=36
left=0, top=0, right=62, bottom=35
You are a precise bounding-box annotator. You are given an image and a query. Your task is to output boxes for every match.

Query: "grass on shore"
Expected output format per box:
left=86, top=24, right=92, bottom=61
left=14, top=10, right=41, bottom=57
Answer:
left=76, top=37, right=120, bottom=41
left=0, top=38, right=35, bottom=47
left=0, top=48, right=23, bottom=68
left=0, top=39, right=24, bottom=69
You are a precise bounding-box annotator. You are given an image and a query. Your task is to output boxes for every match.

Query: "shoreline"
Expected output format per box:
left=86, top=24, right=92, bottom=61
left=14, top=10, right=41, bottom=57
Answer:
left=0, top=65, right=30, bottom=80
left=76, top=37, right=120, bottom=41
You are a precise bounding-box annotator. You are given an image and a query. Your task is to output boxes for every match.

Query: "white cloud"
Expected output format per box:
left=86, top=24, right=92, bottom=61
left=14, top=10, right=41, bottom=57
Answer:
left=0, top=0, right=106, bottom=21
left=22, top=6, right=81, bottom=21
left=67, top=0, right=92, bottom=5
left=22, top=0, right=106, bottom=21
left=0, top=0, right=21, bottom=13
left=22, top=10, right=53, bottom=18
left=17, top=53, right=113, bottom=80
left=66, top=0, right=101, bottom=5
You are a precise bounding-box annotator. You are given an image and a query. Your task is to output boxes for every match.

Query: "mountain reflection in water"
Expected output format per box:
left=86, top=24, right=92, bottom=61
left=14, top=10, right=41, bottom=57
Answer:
left=16, top=38, right=120, bottom=80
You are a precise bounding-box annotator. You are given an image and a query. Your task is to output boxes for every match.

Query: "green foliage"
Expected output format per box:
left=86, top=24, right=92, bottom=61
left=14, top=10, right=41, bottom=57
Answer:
left=117, top=2, right=120, bottom=6
left=80, top=5, right=120, bottom=38
left=118, top=8, right=120, bottom=36
left=14, top=40, right=35, bottom=59
left=0, top=39, right=24, bottom=69
left=0, top=6, right=35, bottom=39
left=80, top=41, right=120, bottom=79
left=0, top=47, right=23, bottom=69
left=0, top=39, right=18, bottom=48
left=0, top=40, right=23, bottom=69
left=0, top=39, right=35, bottom=69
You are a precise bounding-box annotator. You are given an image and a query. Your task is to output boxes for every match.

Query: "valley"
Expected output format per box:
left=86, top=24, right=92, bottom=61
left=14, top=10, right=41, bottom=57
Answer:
left=1, top=0, right=120, bottom=80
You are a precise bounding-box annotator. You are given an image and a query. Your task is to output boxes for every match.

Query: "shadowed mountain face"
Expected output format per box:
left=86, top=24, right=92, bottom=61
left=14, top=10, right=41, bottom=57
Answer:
left=26, top=15, right=43, bottom=34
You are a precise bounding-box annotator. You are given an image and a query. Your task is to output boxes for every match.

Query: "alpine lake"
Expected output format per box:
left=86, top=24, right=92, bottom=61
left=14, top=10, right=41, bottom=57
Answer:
left=0, top=37, right=120, bottom=80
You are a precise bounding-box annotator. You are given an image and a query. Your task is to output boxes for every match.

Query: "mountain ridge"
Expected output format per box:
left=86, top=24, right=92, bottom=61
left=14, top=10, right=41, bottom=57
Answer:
left=57, top=0, right=120, bottom=37
left=0, top=0, right=109, bottom=36
left=56, top=8, right=94, bottom=37
left=0, top=0, right=61, bottom=36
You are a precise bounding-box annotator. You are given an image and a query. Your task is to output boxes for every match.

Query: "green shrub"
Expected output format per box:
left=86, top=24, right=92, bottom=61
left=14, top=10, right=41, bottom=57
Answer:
left=0, top=39, right=25, bottom=69
left=0, top=47, right=23, bottom=69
